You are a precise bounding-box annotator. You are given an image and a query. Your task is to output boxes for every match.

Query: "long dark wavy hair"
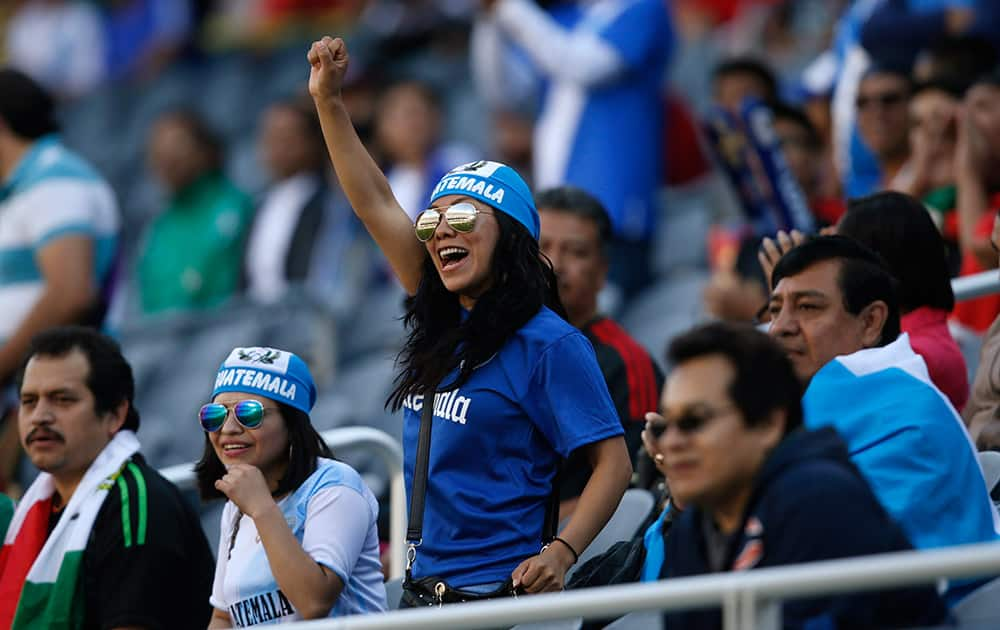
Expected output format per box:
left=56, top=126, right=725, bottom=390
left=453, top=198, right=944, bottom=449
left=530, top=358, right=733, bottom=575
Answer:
left=387, top=211, right=565, bottom=410
left=194, top=402, right=333, bottom=502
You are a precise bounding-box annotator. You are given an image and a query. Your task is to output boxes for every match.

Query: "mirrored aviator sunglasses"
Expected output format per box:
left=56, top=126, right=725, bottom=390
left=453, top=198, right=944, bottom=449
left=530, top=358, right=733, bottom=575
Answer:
left=414, top=202, right=480, bottom=242
left=199, top=400, right=266, bottom=432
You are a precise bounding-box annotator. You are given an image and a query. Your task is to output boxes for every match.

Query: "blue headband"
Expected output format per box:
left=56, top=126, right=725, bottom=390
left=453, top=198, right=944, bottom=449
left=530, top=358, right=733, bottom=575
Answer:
left=429, top=160, right=539, bottom=240
left=212, top=347, right=316, bottom=415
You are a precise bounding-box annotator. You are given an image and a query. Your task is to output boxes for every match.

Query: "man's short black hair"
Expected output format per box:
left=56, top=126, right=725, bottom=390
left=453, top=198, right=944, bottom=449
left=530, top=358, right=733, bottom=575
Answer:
left=839, top=191, right=955, bottom=313
left=769, top=101, right=822, bottom=150
left=770, top=235, right=901, bottom=347
left=155, top=109, right=224, bottom=171
left=923, top=36, right=997, bottom=94
left=861, top=61, right=914, bottom=88
left=17, top=326, right=139, bottom=431
left=911, top=77, right=966, bottom=101
left=712, top=57, right=779, bottom=103
left=0, top=68, right=59, bottom=140
left=535, top=185, right=612, bottom=244
left=668, top=322, right=803, bottom=435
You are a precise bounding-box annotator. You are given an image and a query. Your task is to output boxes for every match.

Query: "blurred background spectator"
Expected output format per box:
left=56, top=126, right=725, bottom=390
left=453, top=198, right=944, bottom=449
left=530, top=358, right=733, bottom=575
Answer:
left=135, top=109, right=253, bottom=316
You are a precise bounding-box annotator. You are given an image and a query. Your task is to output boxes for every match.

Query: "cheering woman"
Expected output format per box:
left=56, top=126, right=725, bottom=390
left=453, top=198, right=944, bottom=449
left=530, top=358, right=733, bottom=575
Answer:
left=308, top=37, right=631, bottom=604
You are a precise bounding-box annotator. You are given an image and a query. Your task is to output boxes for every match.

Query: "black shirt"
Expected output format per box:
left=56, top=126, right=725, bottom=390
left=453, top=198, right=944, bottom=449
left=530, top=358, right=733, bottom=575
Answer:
left=560, top=317, right=665, bottom=500
left=74, top=454, right=214, bottom=630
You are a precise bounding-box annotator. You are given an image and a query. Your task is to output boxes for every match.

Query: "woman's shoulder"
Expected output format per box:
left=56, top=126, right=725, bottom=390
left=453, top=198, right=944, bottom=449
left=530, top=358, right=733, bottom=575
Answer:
left=514, top=306, right=581, bottom=346
left=297, top=458, right=373, bottom=502
left=496, top=307, right=594, bottom=373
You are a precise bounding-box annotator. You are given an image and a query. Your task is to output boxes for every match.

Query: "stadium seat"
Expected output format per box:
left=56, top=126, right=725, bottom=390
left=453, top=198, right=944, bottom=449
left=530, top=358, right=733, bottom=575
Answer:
left=511, top=619, right=582, bottom=630
left=603, top=610, right=663, bottom=629
left=979, top=451, right=1000, bottom=497
left=384, top=577, right=404, bottom=610
left=952, top=575, right=1000, bottom=625
left=652, top=185, right=712, bottom=277
left=567, top=488, right=656, bottom=580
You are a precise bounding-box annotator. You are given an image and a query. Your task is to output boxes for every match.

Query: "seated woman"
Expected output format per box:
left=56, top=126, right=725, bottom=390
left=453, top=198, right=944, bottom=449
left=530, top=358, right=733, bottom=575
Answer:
left=837, top=191, right=968, bottom=411
left=197, top=346, right=387, bottom=626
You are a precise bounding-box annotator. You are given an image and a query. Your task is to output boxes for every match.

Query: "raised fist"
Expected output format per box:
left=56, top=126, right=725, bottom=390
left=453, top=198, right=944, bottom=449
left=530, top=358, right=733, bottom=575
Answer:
left=307, top=36, right=350, bottom=103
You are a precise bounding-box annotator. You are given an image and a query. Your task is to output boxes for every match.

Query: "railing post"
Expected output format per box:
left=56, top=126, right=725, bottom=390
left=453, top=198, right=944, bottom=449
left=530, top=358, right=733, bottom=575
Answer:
left=722, top=589, right=740, bottom=630
left=389, top=470, right=406, bottom=578
left=739, top=590, right=780, bottom=630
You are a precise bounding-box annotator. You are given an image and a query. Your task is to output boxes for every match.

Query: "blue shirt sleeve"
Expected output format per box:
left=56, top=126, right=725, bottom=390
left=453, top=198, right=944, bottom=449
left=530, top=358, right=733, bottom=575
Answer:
left=520, top=332, right=624, bottom=457
left=597, top=0, right=674, bottom=71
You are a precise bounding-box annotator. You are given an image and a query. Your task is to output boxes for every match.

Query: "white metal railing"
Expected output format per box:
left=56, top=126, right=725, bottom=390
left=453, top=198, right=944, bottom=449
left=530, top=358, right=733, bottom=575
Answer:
left=954, top=269, right=1000, bottom=303
left=279, top=541, right=1000, bottom=630
left=160, top=426, right=406, bottom=578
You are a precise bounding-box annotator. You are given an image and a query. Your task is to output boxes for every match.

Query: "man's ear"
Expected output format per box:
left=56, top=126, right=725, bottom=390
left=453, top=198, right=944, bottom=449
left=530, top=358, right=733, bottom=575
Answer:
left=859, top=300, right=890, bottom=348
left=105, top=400, right=129, bottom=436
left=757, top=408, right=786, bottom=451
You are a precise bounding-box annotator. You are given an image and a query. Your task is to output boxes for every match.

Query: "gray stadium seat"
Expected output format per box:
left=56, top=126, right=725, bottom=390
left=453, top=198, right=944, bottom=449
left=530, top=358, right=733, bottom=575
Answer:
left=979, top=451, right=1000, bottom=496
left=603, top=610, right=663, bottom=630
left=952, top=576, right=1000, bottom=625
left=619, top=271, right=710, bottom=372
left=511, top=619, right=582, bottom=630
left=567, top=489, right=655, bottom=581
left=652, top=185, right=712, bottom=277
left=384, top=577, right=404, bottom=610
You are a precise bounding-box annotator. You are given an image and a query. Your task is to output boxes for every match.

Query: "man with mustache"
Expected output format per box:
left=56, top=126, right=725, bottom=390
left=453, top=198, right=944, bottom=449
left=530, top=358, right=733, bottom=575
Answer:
left=766, top=235, right=1000, bottom=601
left=0, top=327, right=214, bottom=629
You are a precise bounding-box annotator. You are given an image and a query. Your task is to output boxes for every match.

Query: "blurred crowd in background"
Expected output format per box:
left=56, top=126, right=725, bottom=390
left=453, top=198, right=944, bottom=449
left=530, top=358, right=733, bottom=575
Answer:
left=3, top=0, right=1000, bottom=539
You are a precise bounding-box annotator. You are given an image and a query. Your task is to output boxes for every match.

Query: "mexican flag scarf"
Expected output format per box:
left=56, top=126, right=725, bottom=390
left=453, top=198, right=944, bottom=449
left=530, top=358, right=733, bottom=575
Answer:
left=0, top=430, right=139, bottom=629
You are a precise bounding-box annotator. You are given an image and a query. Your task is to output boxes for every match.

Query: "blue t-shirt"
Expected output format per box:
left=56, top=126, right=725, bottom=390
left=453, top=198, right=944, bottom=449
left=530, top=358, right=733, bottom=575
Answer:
left=401, top=306, right=623, bottom=586
left=537, top=0, right=674, bottom=241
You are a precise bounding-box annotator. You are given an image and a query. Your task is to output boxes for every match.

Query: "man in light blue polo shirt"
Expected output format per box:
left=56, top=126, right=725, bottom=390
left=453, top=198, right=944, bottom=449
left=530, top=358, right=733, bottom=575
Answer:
left=0, top=68, right=119, bottom=489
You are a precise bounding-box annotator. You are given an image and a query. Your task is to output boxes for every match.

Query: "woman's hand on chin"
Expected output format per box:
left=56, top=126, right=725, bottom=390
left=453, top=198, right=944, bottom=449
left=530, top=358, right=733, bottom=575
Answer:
left=215, top=463, right=276, bottom=519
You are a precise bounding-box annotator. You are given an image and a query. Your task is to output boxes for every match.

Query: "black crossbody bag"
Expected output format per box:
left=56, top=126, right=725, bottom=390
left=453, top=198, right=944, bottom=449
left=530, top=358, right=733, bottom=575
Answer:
left=401, top=387, right=561, bottom=608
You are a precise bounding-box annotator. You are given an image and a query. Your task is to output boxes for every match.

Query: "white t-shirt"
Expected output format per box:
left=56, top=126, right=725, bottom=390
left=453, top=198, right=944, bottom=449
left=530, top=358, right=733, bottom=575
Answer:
left=210, top=459, right=387, bottom=625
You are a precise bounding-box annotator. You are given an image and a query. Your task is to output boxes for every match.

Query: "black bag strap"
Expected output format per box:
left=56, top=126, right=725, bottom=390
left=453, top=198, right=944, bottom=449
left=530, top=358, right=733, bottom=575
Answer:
left=542, top=461, right=562, bottom=544
left=407, top=388, right=436, bottom=545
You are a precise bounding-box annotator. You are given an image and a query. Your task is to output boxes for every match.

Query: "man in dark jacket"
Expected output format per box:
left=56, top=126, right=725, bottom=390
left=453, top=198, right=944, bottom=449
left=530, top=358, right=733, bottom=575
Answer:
left=648, top=322, right=946, bottom=629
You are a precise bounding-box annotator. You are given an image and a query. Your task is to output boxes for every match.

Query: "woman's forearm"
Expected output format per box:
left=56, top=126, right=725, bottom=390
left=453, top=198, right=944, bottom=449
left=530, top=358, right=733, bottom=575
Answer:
left=557, top=436, right=632, bottom=559
left=252, top=503, right=343, bottom=619
left=312, top=93, right=425, bottom=293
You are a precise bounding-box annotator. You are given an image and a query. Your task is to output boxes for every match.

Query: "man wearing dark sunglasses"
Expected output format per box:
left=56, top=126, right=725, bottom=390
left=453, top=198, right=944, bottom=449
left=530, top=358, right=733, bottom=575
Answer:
left=855, top=65, right=913, bottom=191
left=651, top=322, right=945, bottom=630
left=0, top=326, right=214, bottom=629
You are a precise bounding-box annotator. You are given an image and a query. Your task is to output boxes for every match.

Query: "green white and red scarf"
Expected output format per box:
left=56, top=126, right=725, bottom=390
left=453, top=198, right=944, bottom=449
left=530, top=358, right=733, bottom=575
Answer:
left=0, top=430, right=139, bottom=629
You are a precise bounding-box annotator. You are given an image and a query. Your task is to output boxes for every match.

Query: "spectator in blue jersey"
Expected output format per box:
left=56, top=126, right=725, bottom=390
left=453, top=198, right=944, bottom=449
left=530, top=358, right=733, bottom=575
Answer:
left=766, top=235, right=1000, bottom=601
left=472, top=0, right=675, bottom=298
left=537, top=186, right=664, bottom=516
left=0, top=69, right=120, bottom=491
left=197, top=346, right=387, bottom=625
left=647, top=322, right=947, bottom=630
left=309, top=36, right=631, bottom=602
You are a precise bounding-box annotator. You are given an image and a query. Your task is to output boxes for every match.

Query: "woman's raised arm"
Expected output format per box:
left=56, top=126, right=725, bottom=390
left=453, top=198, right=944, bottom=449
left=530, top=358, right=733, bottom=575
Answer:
left=308, top=36, right=425, bottom=294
